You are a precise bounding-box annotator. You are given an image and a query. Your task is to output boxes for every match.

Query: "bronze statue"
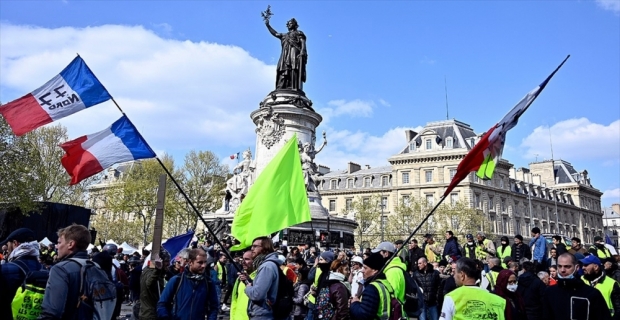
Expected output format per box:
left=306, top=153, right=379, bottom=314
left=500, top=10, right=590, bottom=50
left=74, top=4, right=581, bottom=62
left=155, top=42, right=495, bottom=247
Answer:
left=263, top=6, right=307, bottom=92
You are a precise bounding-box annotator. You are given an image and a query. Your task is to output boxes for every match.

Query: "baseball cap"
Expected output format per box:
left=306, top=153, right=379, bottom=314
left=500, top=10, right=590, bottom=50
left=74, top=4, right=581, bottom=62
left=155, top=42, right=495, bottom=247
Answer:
left=423, top=233, right=433, bottom=238
left=580, top=255, right=601, bottom=266
left=594, top=236, right=603, bottom=243
left=371, top=241, right=396, bottom=253
left=394, top=240, right=404, bottom=245
left=466, top=234, right=474, bottom=239
left=0, top=228, right=36, bottom=246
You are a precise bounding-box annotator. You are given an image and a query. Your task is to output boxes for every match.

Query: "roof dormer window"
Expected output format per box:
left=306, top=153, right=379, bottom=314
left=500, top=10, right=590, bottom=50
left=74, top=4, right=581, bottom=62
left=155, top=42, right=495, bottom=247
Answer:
left=445, top=137, right=453, bottom=149
left=425, top=139, right=432, bottom=150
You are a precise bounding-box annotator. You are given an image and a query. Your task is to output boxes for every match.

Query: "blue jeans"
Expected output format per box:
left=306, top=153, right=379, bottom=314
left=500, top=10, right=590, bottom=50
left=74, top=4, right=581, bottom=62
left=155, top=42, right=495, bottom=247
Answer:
left=305, top=302, right=315, bottom=320
left=420, top=305, right=439, bottom=320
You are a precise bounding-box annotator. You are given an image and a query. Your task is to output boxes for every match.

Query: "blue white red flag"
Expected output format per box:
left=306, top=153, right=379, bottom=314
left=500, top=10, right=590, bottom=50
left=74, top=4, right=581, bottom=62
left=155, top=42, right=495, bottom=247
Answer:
left=162, top=231, right=195, bottom=261
left=230, top=152, right=240, bottom=160
left=60, top=115, right=155, bottom=185
left=0, top=56, right=111, bottom=136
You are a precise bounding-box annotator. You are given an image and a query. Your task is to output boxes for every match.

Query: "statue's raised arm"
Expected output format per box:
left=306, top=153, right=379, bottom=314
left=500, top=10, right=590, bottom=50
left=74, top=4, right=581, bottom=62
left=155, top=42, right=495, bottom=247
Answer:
left=314, top=131, right=327, bottom=154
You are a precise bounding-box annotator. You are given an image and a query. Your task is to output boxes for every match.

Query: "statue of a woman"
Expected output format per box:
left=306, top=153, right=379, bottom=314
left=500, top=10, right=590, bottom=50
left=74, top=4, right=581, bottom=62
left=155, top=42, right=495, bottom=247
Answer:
left=265, top=18, right=307, bottom=91
left=299, top=132, right=326, bottom=192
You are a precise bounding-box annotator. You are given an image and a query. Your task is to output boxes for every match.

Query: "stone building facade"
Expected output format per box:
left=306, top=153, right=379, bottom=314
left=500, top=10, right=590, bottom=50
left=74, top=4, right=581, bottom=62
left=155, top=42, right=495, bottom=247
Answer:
left=317, top=119, right=604, bottom=243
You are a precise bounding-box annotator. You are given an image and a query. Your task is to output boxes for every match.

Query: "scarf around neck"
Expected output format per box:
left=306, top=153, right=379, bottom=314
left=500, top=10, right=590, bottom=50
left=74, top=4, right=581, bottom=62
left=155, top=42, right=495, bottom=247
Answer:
left=253, top=253, right=267, bottom=271
left=8, top=241, right=40, bottom=262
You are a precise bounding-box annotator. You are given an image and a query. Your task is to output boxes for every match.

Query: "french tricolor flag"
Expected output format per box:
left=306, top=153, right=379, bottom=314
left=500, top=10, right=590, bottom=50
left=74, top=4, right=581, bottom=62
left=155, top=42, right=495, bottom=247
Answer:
left=0, top=56, right=111, bottom=136
left=60, top=115, right=156, bottom=185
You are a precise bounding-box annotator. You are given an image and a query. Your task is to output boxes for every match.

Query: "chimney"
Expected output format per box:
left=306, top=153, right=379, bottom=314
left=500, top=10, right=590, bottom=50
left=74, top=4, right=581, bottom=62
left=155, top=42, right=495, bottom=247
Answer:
left=348, top=162, right=361, bottom=174
left=365, top=165, right=371, bottom=170
left=613, top=204, right=620, bottom=214
left=405, top=130, right=417, bottom=143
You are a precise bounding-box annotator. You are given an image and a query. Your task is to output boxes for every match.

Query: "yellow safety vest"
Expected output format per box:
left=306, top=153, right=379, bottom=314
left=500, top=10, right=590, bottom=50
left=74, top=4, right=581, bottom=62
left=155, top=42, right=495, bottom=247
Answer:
left=307, top=267, right=322, bottom=304
left=446, top=285, right=506, bottom=320
left=475, top=239, right=492, bottom=261
left=583, top=275, right=616, bottom=316
left=425, top=244, right=439, bottom=262
left=595, top=247, right=612, bottom=259
left=216, top=261, right=227, bottom=283
left=485, top=271, right=500, bottom=291
left=498, top=246, right=512, bottom=269
left=231, top=271, right=256, bottom=320
left=366, top=279, right=400, bottom=320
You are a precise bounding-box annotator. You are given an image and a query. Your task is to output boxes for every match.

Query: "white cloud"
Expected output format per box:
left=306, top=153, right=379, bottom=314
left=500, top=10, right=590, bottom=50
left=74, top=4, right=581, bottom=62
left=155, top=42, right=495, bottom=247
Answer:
left=318, top=99, right=375, bottom=124
left=520, top=118, right=620, bottom=162
left=379, top=99, right=391, bottom=107
left=315, top=126, right=423, bottom=171
left=419, top=56, right=436, bottom=65
left=603, top=188, right=620, bottom=204
left=596, top=0, right=620, bottom=14
left=0, top=23, right=274, bottom=152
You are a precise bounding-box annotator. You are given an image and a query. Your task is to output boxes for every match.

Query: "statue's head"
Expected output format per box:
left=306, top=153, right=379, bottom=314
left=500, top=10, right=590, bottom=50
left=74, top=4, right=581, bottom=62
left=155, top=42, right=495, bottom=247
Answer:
left=243, top=149, right=252, bottom=159
left=302, top=142, right=311, bottom=151
left=287, top=18, right=298, bottom=30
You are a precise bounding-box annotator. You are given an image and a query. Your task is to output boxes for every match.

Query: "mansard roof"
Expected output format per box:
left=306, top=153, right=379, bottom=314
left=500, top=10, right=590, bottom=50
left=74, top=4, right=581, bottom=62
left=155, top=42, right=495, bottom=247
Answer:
left=398, top=119, right=478, bottom=155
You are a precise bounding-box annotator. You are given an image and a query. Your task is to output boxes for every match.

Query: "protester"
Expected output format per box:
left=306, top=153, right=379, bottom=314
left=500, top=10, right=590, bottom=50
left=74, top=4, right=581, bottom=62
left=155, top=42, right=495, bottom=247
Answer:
left=441, top=260, right=458, bottom=296
left=493, top=269, right=524, bottom=320
left=442, top=231, right=461, bottom=261
left=424, top=234, right=442, bottom=263
left=481, top=257, right=503, bottom=291
left=244, top=236, right=280, bottom=320
left=39, top=224, right=104, bottom=319
left=232, top=251, right=256, bottom=320
left=546, top=248, right=558, bottom=268
left=373, top=241, right=406, bottom=304
left=568, top=237, right=588, bottom=255
left=461, top=234, right=476, bottom=259
left=537, top=271, right=550, bottom=285
left=139, top=249, right=171, bottom=320
left=548, top=265, right=558, bottom=286
left=475, top=232, right=496, bottom=272
left=439, top=258, right=506, bottom=320
left=157, top=248, right=218, bottom=320
left=511, top=235, right=531, bottom=263
left=349, top=255, right=365, bottom=298
left=222, top=254, right=241, bottom=312
left=590, top=236, right=614, bottom=261
left=319, top=259, right=351, bottom=320
left=529, top=228, right=547, bottom=271
left=542, top=253, right=611, bottom=319
left=497, top=236, right=512, bottom=269
left=414, top=256, right=441, bottom=320
left=408, top=239, right=425, bottom=273
left=605, top=259, right=620, bottom=283
left=513, top=261, right=545, bottom=320
left=350, top=252, right=402, bottom=320
left=551, top=236, right=568, bottom=255
left=580, top=254, right=620, bottom=317
left=291, top=267, right=310, bottom=320
left=394, top=239, right=409, bottom=264
left=215, top=252, right=229, bottom=311
left=128, top=256, right=142, bottom=306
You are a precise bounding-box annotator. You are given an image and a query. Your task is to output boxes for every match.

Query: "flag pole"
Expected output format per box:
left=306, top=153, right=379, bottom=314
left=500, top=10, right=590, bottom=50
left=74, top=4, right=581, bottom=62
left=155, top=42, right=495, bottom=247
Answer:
left=107, top=98, right=243, bottom=274
left=377, top=194, right=448, bottom=276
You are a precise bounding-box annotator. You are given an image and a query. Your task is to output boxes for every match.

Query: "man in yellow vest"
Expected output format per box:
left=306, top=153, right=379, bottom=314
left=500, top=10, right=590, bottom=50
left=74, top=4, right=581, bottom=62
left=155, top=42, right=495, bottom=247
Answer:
left=590, top=236, right=614, bottom=261
left=232, top=251, right=256, bottom=320
left=215, top=253, right=229, bottom=311
left=475, top=232, right=496, bottom=272
left=439, top=258, right=506, bottom=320
left=580, top=255, right=620, bottom=317
left=424, top=234, right=442, bottom=263
left=481, top=257, right=503, bottom=291
left=373, top=241, right=406, bottom=304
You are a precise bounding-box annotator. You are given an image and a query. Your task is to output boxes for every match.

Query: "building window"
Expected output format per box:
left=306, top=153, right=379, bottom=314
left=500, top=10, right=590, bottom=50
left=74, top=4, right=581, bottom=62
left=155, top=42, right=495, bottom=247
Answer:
left=381, top=197, right=388, bottom=209
left=426, top=194, right=434, bottom=206
left=449, top=168, right=457, bottom=181
left=473, top=174, right=479, bottom=183
left=330, top=180, right=337, bottom=190
left=329, top=200, right=336, bottom=211
left=426, top=139, right=432, bottom=150
left=345, top=198, right=352, bottom=210
left=489, top=197, right=494, bottom=211
left=613, top=220, right=617, bottom=226
left=445, top=137, right=453, bottom=149
left=402, top=172, right=410, bottom=184
left=409, top=142, right=416, bottom=151
left=450, top=193, right=458, bottom=205
left=364, top=177, right=371, bottom=187
left=403, top=195, right=410, bottom=205
left=347, top=179, right=354, bottom=188
left=470, top=138, right=476, bottom=147
left=501, top=199, right=506, bottom=213
left=474, top=193, right=481, bottom=209
left=499, top=178, right=504, bottom=189
left=425, top=170, right=433, bottom=183
left=381, top=176, right=389, bottom=186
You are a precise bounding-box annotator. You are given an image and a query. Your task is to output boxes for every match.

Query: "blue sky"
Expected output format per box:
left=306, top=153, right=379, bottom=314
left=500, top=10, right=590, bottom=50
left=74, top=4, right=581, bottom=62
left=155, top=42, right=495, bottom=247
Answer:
left=1, top=1, right=619, bottom=206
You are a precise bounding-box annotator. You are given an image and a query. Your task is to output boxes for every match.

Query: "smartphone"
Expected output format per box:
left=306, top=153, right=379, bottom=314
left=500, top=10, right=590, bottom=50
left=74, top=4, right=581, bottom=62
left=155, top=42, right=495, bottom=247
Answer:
left=570, top=296, right=589, bottom=320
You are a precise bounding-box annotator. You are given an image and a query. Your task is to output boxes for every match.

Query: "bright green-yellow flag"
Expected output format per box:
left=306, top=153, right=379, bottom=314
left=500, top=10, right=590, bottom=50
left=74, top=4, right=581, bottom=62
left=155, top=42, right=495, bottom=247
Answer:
left=231, top=134, right=311, bottom=250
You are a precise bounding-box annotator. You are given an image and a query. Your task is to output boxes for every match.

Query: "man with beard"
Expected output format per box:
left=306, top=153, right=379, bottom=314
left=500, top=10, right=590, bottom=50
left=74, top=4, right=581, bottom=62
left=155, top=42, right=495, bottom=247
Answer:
left=243, top=236, right=281, bottom=320
left=542, top=253, right=611, bottom=320
left=414, top=257, right=442, bottom=320
left=139, top=249, right=171, bottom=320
left=580, top=255, right=620, bottom=318
left=157, top=249, right=218, bottom=320
left=232, top=251, right=256, bottom=320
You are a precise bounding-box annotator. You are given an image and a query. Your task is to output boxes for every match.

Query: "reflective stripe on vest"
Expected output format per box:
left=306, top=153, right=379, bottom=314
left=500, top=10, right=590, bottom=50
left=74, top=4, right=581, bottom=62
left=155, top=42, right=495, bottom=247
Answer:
left=446, top=286, right=506, bottom=320
left=597, top=247, right=612, bottom=259
left=475, top=239, right=491, bottom=261
left=367, top=280, right=393, bottom=320
left=485, top=271, right=499, bottom=291
left=307, top=267, right=322, bottom=304
left=584, top=276, right=616, bottom=316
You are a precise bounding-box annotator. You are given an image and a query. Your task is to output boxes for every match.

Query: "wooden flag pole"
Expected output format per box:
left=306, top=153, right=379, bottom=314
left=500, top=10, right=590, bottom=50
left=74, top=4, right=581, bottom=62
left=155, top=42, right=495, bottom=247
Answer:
left=150, top=174, right=167, bottom=267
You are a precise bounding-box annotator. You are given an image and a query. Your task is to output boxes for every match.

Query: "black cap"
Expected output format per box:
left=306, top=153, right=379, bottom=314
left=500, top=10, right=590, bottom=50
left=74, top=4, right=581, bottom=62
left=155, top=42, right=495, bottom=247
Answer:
left=0, top=228, right=36, bottom=246
left=594, top=236, right=603, bottom=243
left=363, top=252, right=385, bottom=271
left=394, top=240, right=404, bottom=245
left=423, top=233, right=433, bottom=238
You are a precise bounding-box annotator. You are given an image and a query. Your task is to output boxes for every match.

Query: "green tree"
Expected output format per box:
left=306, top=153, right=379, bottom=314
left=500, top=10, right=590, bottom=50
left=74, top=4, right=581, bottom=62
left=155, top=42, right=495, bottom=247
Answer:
left=345, top=195, right=383, bottom=251
left=386, top=197, right=439, bottom=242
left=435, top=200, right=494, bottom=240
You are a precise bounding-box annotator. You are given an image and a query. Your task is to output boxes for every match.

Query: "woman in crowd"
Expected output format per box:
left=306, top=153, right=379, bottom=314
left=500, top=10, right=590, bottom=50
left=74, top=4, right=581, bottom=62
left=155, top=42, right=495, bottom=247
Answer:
left=316, top=257, right=351, bottom=320
left=493, top=269, right=524, bottom=320
left=292, top=268, right=310, bottom=320
left=548, top=265, right=558, bottom=286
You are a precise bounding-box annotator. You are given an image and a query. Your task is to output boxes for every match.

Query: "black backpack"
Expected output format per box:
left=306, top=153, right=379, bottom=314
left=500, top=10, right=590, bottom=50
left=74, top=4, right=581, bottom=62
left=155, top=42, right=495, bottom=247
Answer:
left=267, top=260, right=294, bottom=319
left=386, top=264, right=425, bottom=318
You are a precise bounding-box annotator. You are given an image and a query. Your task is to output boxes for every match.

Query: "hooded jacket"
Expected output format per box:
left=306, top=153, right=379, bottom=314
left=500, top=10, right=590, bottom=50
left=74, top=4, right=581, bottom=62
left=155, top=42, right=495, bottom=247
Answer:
left=542, top=276, right=611, bottom=320
left=442, top=237, right=461, bottom=260
left=516, top=271, right=547, bottom=320
left=244, top=252, right=281, bottom=319
left=384, top=255, right=407, bottom=302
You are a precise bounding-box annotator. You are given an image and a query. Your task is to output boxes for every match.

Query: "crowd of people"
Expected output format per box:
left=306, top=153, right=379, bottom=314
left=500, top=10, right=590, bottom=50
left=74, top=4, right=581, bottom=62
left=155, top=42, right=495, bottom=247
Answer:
left=2, top=224, right=620, bottom=320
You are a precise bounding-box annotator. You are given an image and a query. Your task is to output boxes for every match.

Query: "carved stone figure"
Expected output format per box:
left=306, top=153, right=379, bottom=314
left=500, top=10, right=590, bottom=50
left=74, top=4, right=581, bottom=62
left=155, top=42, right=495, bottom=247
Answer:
left=256, top=107, right=285, bottom=149
left=299, top=131, right=327, bottom=192
left=265, top=15, right=307, bottom=91
left=224, top=149, right=254, bottom=212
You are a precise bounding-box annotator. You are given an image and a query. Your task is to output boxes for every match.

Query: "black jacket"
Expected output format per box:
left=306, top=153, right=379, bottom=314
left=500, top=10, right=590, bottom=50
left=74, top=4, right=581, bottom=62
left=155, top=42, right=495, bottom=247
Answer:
left=413, top=265, right=441, bottom=306
left=515, top=271, right=546, bottom=320
left=542, top=276, right=611, bottom=320
left=511, top=243, right=532, bottom=262
left=408, top=247, right=424, bottom=273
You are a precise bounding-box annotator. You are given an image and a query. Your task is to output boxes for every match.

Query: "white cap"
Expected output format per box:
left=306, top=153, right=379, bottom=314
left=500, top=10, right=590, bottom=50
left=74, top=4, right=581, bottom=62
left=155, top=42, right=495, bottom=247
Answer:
left=371, top=241, right=396, bottom=253
left=351, top=256, right=364, bottom=265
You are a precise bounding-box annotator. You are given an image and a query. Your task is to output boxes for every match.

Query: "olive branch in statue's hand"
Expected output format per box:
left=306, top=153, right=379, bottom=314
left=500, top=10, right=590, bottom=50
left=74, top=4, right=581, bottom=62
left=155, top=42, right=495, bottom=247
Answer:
left=261, top=5, right=273, bottom=23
